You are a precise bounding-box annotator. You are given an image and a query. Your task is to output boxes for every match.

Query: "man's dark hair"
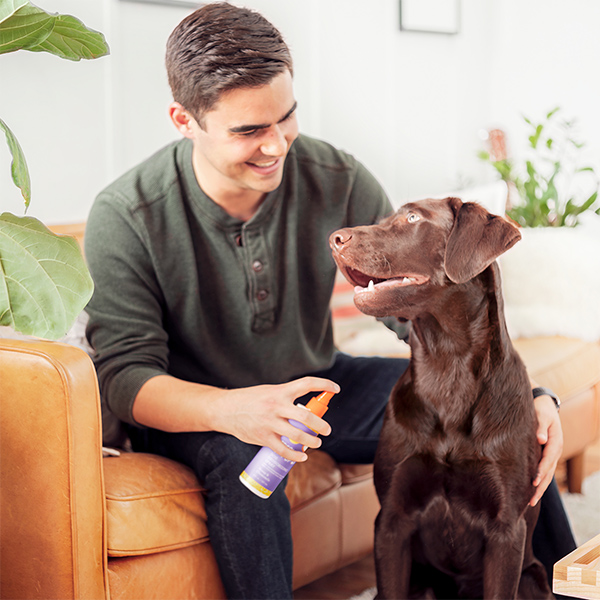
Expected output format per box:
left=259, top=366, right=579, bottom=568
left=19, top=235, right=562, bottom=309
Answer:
left=166, top=2, right=293, bottom=125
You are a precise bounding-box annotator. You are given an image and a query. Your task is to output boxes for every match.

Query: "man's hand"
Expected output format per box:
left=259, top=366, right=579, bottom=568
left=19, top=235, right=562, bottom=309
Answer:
left=218, top=377, right=339, bottom=462
left=530, top=393, right=563, bottom=506
left=134, top=374, right=339, bottom=462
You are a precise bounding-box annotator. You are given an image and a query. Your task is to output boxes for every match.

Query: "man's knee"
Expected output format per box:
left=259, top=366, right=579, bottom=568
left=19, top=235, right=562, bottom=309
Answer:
left=192, top=432, right=258, bottom=479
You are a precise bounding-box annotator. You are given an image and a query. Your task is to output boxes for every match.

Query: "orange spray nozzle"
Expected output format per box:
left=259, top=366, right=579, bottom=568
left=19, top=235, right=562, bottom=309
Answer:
left=305, top=391, right=335, bottom=418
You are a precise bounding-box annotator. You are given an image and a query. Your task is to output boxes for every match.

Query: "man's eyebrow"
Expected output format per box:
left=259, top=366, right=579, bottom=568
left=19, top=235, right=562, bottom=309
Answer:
left=229, top=102, right=297, bottom=134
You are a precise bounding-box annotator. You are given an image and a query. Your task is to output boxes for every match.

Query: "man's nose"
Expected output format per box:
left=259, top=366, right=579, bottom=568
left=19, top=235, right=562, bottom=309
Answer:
left=260, top=125, right=286, bottom=156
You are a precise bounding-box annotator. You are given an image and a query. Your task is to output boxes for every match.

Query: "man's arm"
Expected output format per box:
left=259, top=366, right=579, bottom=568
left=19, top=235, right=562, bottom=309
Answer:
left=530, top=378, right=563, bottom=506
left=133, top=374, right=339, bottom=462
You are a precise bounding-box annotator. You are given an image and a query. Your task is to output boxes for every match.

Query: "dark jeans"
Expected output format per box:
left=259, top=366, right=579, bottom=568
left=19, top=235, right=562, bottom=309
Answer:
left=127, top=352, right=575, bottom=599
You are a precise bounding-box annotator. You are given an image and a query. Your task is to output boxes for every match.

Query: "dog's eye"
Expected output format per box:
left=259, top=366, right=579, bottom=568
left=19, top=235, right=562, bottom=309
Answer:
left=407, top=212, right=420, bottom=224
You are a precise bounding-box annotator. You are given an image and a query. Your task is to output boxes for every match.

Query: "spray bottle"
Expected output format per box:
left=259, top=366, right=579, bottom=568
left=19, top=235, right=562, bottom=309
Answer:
left=239, top=391, right=335, bottom=498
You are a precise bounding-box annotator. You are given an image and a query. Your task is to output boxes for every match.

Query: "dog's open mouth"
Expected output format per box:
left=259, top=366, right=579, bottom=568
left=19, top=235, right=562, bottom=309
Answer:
left=344, top=267, right=429, bottom=293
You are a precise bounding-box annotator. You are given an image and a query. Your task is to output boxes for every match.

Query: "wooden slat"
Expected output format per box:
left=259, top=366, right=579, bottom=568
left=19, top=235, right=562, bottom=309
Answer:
left=554, top=532, right=600, bottom=599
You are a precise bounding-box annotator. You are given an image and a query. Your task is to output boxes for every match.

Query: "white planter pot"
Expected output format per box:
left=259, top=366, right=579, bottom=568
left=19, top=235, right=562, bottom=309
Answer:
left=499, top=214, right=600, bottom=342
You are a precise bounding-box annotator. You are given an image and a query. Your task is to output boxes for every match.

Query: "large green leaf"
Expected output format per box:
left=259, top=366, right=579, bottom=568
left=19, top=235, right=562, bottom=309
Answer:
left=0, top=213, right=93, bottom=339
left=26, top=13, right=108, bottom=60
left=0, top=118, right=31, bottom=209
left=0, top=1, right=109, bottom=60
left=0, top=2, right=54, bottom=54
left=0, top=0, right=28, bottom=21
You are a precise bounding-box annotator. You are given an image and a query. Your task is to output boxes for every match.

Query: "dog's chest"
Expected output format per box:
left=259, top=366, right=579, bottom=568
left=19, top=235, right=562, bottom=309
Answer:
left=381, top=454, right=500, bottom=573
left=384, top=453, right=502, bottom=520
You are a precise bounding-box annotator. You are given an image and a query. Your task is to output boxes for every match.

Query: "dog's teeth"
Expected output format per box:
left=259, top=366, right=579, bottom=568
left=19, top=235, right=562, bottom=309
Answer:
left=402, top=277, right=411, bottom=284
left=368, top=280, right=375, bottom=291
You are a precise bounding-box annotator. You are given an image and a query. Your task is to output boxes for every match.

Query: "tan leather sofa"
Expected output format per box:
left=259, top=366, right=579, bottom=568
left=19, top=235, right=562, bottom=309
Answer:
left=0, top=338, right=379, bottom=599
left=1, top=334, right=599, bottom=599
left=513, top=337, right=600, bottom=493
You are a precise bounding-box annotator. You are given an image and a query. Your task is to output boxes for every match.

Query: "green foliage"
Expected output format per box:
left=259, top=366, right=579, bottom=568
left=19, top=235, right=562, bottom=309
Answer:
left=0, top=117, right=30, bottom=208
left=479, top=108, right=600, bottom=227
left=0, top=0, right=107, bottom=59
left=0, top=1, right=109, bottom=339
left=0, top=213, right=93, bottom=339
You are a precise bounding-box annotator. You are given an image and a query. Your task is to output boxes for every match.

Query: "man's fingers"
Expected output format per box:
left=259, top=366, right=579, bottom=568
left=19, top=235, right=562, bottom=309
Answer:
left=285, top=377, right=341, bottom=397
left=530, top=425, right=562, bottom=506
left=264, top=434, right=309, bottom=462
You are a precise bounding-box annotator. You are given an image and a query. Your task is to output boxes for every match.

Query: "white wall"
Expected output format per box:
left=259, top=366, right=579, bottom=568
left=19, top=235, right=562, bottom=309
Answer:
left=488, top=0, right=600, bottom=184
left=0, top=0, right=108, bottom=223
left=1, top=0, right=598, bottom=225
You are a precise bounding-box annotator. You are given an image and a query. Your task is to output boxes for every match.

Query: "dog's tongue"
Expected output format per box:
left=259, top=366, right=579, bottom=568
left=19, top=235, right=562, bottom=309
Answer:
left=347, top=267, right=373, bottom=288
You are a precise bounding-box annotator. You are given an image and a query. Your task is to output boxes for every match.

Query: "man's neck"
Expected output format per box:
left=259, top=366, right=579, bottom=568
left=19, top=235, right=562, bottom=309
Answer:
left=191, top=148, right=266, bottom=222
left=215, top=192, right=267, bottom=222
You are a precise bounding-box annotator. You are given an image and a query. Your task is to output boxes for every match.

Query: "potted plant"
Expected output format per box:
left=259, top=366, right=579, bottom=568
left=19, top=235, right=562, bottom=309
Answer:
left=479, top=108, right=600, bottom=342
left=0, top=0, right=109, bottom=340
left=479, top=107, right=599, bottom=227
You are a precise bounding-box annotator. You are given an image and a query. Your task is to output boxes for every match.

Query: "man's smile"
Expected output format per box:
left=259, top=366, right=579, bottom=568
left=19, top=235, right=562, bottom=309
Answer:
left=246, top=158, right=282, bottom=174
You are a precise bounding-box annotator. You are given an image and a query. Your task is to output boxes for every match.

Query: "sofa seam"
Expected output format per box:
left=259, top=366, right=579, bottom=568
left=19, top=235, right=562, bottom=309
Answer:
left=105, top=487, right=205, bottom=501
left=107, top=535, right=209, bottom=558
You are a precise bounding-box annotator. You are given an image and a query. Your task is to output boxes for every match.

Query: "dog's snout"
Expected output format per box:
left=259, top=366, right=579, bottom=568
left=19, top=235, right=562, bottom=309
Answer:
left=330, top=229, right=353, bottom=250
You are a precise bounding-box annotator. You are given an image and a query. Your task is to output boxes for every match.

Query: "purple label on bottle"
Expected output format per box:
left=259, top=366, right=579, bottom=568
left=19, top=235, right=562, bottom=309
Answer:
left=240, top=419, right=315, bottom=498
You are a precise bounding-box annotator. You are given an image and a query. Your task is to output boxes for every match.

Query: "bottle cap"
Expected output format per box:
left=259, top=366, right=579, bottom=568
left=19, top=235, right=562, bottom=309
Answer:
left=305, top=391, right=335, bottom=418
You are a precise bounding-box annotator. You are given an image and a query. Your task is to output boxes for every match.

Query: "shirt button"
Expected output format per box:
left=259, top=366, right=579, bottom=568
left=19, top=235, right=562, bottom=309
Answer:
left=252, top=260, right=264, bottom=272
left=257, top=290, right=269, bottom=301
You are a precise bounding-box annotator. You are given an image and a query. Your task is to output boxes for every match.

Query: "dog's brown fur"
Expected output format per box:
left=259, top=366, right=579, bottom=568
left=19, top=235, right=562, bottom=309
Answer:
left=330, top=198, right=553, bottom=599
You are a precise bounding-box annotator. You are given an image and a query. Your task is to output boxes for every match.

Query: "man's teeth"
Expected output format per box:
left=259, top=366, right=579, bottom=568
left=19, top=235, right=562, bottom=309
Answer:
left=368, top=280, right=375, bottom=291
left=252, top=160, right=276, bottom=167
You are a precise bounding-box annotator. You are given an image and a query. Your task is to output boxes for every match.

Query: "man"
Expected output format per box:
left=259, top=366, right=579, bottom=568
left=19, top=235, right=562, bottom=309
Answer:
left=85, top=3, right=574, bottom=598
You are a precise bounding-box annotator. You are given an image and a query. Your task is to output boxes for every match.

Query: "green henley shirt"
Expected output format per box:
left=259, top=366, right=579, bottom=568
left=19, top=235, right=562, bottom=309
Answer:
left=85, top=134, right=401, bottom=427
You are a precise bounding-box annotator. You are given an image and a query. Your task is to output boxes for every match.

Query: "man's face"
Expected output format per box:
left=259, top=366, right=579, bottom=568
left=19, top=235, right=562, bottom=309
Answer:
left=186, top=70, right=299, bottom=203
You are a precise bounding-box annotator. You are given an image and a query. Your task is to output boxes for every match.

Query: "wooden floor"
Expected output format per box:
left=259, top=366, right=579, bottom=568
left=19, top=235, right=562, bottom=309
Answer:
left=293, top=437, right=600, bottom=600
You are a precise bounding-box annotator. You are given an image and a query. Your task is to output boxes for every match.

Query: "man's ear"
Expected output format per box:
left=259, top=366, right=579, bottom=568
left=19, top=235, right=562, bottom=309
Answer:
left=444, top=200, right=521, bottom=284
left=169, top=102, right=196, bottom=139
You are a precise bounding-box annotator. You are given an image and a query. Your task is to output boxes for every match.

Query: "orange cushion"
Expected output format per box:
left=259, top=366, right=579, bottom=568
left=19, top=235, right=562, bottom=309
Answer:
left=104, top=453, right=207, bottom=557
left=103, top=450, right=342, bottom=557
left=512, top=336, right=600, bottom=400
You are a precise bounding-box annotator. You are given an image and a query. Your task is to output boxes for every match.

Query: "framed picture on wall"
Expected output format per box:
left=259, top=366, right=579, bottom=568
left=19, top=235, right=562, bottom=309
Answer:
left=399, top=0, right=461, bottom=35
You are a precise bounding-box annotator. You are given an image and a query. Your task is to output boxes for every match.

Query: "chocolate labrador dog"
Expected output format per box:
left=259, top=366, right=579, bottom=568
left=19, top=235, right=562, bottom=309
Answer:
left=330, top=197, right=553, bottom=599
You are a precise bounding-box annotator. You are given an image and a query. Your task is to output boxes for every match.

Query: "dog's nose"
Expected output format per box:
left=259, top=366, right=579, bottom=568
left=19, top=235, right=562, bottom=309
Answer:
left=330, top=229, right=353, bottom=250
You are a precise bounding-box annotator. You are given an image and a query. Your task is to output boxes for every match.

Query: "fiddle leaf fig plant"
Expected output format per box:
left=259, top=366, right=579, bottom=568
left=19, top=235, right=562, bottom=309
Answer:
left=0, top=0, right=109, bottom=339
left=479, top=107, right=600, bottom=227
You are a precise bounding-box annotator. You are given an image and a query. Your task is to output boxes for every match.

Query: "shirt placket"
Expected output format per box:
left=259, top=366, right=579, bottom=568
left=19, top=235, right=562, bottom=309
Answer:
left=243, top=227, right=276, bottom=333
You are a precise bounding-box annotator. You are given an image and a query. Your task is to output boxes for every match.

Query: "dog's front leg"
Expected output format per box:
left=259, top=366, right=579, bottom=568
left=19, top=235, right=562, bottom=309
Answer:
left=374, top=509, right=414, bottom=599
left=483, top=519, right=527, bottom=599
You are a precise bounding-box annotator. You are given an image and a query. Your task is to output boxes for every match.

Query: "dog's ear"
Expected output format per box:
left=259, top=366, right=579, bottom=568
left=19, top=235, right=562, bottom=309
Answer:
left=444, top=199, right=521, bottom=284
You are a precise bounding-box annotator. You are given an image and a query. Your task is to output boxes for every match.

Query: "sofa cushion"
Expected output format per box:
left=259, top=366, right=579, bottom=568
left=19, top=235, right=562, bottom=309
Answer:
left=286, top=450, right=341, bottom=511
left=513, top=336, right=600, bottom=462
left=104, top=453, right=207, bottom=557
left=103, top=450, right=342, bottom=557
left=512, top=336, right=600, bottom=400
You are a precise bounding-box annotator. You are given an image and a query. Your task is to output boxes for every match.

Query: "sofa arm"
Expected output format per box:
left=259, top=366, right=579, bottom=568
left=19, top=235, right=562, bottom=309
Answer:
left=0, top=339, right=107, bottom=599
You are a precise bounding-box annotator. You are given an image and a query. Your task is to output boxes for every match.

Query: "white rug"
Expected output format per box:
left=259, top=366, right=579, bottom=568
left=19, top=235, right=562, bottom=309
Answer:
left=349, top=472, right=600, bottom=600
left=562, top=469, right=600, bottom=546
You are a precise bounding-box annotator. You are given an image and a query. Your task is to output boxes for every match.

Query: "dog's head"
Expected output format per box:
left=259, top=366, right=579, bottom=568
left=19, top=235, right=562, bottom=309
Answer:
left=329, top=197, right=521, bottom=318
